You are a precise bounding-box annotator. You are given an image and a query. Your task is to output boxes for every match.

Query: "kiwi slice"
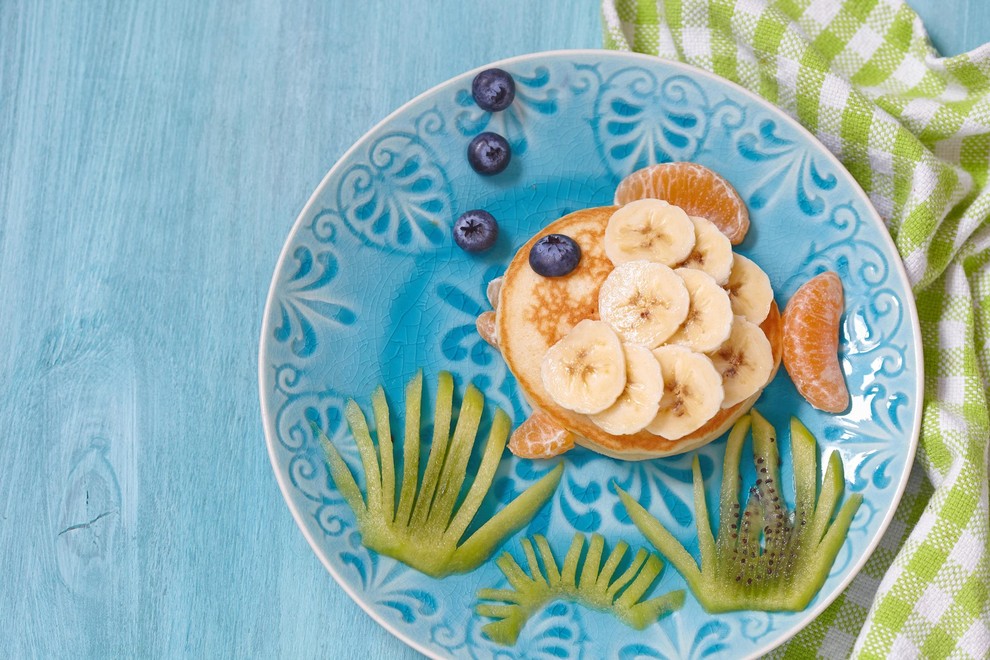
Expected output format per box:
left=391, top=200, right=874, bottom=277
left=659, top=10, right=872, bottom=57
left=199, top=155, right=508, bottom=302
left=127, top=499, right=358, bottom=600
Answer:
left=316, top=371, right=564, bottom=578
left=617, top=410, right=862, bottom=612
left=476, top=532, right=685, bottom=645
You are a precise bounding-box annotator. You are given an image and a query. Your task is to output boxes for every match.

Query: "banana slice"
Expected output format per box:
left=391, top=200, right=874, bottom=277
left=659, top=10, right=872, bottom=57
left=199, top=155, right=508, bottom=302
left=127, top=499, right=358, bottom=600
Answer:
left=487, top=276, right=503, bottom=310
left=707, top=315, right=774, bottom=409
left=725, top=254, right=774, bottom=325
left=541, top=319, right=627, bottom=414
left=646, top=345, right=724, bottom=440
left=604, top=199, right=696, bottom=266
left=589, top=343, right=664, bottom=435
left=678, top=216, right=733, bottom=284
left=667, top=268, right=733, bottom=353
left=598, top=261, right=690, bottom=347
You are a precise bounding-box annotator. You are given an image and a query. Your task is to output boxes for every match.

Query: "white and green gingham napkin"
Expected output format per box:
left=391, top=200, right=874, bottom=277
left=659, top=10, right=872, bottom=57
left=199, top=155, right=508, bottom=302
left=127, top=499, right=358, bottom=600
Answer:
left=602, top=0, right=990, bottom=656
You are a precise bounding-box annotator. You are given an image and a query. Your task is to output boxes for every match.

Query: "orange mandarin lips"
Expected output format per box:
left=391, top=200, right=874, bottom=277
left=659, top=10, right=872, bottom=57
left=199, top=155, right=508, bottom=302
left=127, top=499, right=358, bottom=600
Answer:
left=613, top=162, right=750, bottom=245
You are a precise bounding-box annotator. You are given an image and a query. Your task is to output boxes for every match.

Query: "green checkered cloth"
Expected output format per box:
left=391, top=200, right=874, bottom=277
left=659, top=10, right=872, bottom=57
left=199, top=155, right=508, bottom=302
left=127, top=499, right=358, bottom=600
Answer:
left=602, top=0, right=990, bottom=657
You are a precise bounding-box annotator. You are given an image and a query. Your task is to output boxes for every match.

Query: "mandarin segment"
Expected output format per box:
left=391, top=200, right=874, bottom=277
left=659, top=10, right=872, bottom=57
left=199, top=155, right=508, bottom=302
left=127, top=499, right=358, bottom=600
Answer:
left=614, top=163, right=750, bottom=245
left=477, top=311, right=499, bottom=348
left=508, top=409, right=576, bottom=459
left=782, top=272, right=850, bottom=413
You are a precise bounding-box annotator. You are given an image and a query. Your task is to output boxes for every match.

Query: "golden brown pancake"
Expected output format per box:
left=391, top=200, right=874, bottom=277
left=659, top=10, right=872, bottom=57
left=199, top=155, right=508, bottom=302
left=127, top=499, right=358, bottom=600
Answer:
left=495, top=206, right=783, bottom=460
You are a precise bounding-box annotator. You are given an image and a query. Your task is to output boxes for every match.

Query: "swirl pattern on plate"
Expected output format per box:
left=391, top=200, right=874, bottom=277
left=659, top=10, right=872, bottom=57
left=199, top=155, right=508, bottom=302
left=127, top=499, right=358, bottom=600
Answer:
left=336, top=109, right=454, bottom=253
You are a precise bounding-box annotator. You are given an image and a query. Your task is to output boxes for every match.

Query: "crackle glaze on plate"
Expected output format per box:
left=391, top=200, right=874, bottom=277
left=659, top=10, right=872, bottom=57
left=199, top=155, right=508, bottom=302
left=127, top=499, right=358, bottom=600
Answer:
left=259, top=51, right=922, bottom=659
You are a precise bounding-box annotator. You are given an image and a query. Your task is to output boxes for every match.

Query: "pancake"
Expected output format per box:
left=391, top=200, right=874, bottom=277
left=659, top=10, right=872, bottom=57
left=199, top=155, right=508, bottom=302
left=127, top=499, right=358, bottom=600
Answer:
left=495, top=206, right=783, bottom=460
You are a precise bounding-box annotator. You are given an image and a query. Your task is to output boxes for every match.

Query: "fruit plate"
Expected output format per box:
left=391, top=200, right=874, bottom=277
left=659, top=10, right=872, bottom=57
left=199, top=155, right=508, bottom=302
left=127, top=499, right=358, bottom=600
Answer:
left=258, top=50, right=922, bottom=659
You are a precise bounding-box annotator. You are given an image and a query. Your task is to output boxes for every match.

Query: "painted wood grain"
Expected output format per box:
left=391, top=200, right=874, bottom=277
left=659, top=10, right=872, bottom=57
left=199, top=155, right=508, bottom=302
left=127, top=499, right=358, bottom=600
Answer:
left=0, top=0, right=984, bottom=658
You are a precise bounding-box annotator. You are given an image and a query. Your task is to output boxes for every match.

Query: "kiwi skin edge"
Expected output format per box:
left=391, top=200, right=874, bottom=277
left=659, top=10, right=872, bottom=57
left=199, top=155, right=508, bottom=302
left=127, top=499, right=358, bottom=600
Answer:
left=617, top=410, right=863, bottom=613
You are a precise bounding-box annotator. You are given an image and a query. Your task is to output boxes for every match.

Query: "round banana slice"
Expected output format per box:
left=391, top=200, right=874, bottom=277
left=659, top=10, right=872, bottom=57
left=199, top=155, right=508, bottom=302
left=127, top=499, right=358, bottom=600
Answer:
left=598, top=261, right=690, bottom=347
left=604, top=199, right=696, bottom=266
left=646, top=345, right=724, bottom=440
left=667, top=268, right=733, bottom=353
left=707, top=315, right=775, bottom=409
left=725, top=253, right=774, bottom=325
left=678, top=216, right=733, bottom=284
left=541, top=319, right=627, bottom=414
left=589, top=343, right=664, bottom=435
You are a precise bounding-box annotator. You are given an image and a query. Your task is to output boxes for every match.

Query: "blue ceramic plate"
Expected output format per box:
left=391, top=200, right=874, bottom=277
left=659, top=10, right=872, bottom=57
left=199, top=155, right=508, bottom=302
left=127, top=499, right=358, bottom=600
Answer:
left=259, top=51, right=922, bottom=659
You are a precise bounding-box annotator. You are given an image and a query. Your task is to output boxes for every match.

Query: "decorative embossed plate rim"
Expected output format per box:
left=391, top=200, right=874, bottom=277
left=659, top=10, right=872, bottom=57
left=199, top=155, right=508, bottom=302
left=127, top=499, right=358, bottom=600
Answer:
left=259, top=50, right=922, bottom=659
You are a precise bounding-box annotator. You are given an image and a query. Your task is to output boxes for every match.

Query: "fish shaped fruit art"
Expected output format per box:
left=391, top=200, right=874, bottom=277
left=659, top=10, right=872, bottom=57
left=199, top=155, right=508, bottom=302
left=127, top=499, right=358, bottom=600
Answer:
left=478, top=162, right=851, bottom=460
left=479, top=163, right=792, bottom=460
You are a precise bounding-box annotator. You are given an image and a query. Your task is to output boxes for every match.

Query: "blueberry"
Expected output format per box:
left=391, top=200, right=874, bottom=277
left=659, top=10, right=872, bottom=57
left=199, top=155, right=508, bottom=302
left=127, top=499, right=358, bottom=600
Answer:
left=472, top=68, right=516, bottom=112
left=529, top=234, right=581, bottom=277
left=467, top=132, right=511, bottom=175
left=453, top=210, right=499, bottom=253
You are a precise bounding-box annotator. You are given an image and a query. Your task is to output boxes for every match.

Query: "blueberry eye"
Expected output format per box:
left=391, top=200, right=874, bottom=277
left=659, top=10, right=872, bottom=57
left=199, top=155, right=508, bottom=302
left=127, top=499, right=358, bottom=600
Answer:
left=529, top=234, right=581, bottom=277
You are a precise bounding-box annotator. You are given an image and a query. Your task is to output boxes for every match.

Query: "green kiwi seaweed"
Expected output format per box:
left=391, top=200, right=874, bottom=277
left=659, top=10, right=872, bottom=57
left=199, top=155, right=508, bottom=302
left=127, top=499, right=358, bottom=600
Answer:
left=315, top=371, right=563, bottom=578
left=617, top=410, right=863, bottom=613
left=476, top=532, right=685, bottom=645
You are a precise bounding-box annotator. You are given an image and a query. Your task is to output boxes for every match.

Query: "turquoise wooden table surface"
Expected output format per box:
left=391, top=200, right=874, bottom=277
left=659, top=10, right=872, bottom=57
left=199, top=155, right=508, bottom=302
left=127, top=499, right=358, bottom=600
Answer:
left=0, top=1, right=984, bottom=658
